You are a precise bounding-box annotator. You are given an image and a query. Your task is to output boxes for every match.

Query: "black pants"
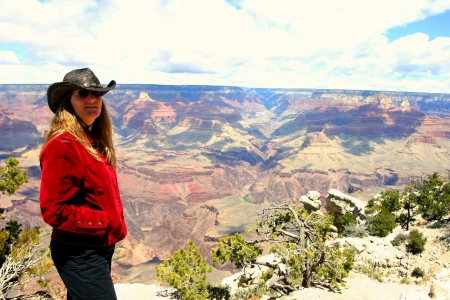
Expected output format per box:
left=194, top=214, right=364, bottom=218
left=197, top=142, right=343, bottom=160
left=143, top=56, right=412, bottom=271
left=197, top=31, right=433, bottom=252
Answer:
left=50, top=240, right=117, bottom=300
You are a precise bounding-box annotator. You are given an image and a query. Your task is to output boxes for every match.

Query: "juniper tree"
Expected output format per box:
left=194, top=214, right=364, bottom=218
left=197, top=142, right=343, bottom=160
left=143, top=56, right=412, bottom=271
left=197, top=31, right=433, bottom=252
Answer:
left=415, top=172, right=450, bottom=221
left=0, top=158, right=52, bottom=299
left=0, top=158, right=28, bottom=196
left=398, top=182, right=419, bottom=230
left=379, top=190, right=401, bottom=213
left=366, top=190, right=401, bottom=214
left=156, top=241, right=212, bottom=300
left=408, top=229, right=427, bottom=254
left=366, top=190, right=401, bottom=236
left=213, top=204, right=355, bottom=294
left=368, top=208, right=397, bottom=237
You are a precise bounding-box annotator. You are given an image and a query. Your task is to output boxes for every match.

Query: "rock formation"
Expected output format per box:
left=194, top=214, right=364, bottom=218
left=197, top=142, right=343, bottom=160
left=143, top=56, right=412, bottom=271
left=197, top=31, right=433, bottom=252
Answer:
left=326, top=189, right=367, bottom=224
left=299, top=190, right=322, bottom=213
left=2, top=84, right=450, bottom=285
left=0, top=108, right=40, bottom=151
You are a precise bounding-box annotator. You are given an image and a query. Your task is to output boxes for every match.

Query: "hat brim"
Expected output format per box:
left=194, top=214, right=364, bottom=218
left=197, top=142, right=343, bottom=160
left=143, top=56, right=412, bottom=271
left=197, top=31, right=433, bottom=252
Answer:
left=47, top=80, right=116, bottom=113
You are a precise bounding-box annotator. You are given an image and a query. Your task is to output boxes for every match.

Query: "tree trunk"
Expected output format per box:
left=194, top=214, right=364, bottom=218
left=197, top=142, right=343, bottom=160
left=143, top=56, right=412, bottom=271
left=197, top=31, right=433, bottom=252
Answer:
left=302, top=259, right=313, bottom=288
left=406, top=205, right=410, bottom=230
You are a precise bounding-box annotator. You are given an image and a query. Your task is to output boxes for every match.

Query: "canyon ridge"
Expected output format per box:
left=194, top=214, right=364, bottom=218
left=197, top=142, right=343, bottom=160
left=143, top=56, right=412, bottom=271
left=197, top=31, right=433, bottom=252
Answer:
left=1, top=84, right=450, bottom=284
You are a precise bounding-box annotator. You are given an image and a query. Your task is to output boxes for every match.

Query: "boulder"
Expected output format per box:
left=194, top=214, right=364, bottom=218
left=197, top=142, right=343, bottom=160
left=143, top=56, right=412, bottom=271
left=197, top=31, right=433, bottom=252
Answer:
left=307, top=190, right=321, bottom=201
left=221, top=254, right=283, bottom=294
left=326, top=189, right=367, bottom=224
left=299, top=191, right=322, bottom=212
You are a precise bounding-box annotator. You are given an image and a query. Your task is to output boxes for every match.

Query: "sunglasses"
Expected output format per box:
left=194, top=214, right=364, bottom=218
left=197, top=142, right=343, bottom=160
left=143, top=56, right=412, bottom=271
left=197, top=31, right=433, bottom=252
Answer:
left=73, top=90, right=103, bottom=99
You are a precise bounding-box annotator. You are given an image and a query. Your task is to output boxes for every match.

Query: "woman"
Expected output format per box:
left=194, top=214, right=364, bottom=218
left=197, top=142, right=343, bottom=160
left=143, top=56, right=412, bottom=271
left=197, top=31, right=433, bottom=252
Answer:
left=39, top=68, right=127, bottom=300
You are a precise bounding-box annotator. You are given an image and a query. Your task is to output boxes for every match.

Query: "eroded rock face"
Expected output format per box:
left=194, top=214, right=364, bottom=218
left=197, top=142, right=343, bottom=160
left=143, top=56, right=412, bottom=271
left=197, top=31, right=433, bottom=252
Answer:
left=299, top=191, right=322, bottom=213
left=0, top=108, right=40, bottom=151
left=2, top=84, right=450, bottom=284
left=326, top=189, right=367, bottom=223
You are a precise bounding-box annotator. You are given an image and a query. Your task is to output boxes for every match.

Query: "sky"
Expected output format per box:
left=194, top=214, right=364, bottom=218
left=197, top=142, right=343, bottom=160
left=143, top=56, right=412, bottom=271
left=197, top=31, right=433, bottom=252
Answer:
left=1, top=0, right=450, bottom=93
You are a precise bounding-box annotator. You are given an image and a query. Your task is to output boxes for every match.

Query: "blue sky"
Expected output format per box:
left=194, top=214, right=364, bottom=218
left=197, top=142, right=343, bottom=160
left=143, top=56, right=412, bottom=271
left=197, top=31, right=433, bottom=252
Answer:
left=0, top=0, right=450, bottom=93
left=386, top=10, right=450, bottom=41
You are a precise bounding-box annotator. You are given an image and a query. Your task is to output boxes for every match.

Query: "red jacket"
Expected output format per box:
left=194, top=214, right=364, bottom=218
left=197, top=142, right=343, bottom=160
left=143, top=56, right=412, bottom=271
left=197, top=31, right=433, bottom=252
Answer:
left=39, top=132, right=127, bottom=247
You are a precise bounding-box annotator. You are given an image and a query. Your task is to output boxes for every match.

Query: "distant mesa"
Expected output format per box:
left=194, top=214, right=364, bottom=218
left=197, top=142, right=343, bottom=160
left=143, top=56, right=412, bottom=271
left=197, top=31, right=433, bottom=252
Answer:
left=137, top=92, right=155, bottom=102
left=0, top=108, right=40, bottom=151
left=301, top=132, right=331, bottom=147
left=406, top=133, right=441, bottom=148
left=364, top=94, right=396, bottom=110
left=419, top=115, right=450, bottom=139
left=300, top=132, right=341, bottom=154
left=400, top=97, right=412, bottom=112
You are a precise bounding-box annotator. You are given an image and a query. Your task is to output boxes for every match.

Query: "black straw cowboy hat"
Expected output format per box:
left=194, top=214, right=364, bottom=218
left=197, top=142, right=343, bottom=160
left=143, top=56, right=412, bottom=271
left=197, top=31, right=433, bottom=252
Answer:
left=46, top=68, right=116, bottom=113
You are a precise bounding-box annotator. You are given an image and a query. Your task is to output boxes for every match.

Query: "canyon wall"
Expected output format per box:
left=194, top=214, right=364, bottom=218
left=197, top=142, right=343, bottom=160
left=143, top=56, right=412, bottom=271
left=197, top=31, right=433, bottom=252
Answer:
left=1, top=84, right=450, bottom=282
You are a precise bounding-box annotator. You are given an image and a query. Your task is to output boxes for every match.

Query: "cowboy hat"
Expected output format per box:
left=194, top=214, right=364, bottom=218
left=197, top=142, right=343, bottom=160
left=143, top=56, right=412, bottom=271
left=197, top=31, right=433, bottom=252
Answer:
left=46, top=68, right=116, bottom=113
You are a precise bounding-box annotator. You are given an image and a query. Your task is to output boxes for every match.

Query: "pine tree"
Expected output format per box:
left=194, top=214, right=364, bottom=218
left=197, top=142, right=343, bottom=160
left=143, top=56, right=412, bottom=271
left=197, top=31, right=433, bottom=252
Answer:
left=156, top=241, right=212, bottom=300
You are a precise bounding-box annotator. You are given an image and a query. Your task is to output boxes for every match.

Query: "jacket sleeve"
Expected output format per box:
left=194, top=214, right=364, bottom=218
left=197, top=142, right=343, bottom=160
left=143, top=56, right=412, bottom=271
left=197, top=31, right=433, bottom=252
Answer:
left=39, top=138, right=108, bottom=235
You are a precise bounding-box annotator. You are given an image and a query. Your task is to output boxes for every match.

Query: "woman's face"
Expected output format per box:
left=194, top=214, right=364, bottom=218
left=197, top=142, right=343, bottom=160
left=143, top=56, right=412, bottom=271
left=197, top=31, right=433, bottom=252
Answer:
left=70, top=90, right=102, bottom=127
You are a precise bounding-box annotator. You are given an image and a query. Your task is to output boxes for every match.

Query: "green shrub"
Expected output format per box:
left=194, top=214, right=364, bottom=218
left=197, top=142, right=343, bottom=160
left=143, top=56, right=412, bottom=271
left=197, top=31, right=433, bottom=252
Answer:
left=213, top=206, right=352, bottom=292
left=337, top=212, right=357, bottom=232
left=369, top=209, right=397, bottom=237
left=408, top=229, right=427, bottom=254
left=206, top=283, right=231, bottom=300
left=261, top=268, right=274, bottom=282
left=354, top=263, right=384, bottom=283
left=380, top=190, right=401, bottom=212
left=232, top=284, right=266, bottom=300
left=365, top=198, right=378, bottom=215
left=156, top=241, right=213, bottom=300
left=0, top=157, right=28, bottom=195
left=341, top=223, right=368, bottom=238
left=416, top=172, right=450, bottom=221
left=400, top=277, right=411, bottom=284
left=390, top=233, right=409, bottom=247
left=243, top=194, right=250, bottom=203
left=411, top=267, right=425, bottom=278
left=212, top=233, right=262, bottom=269
left=0, top=158, right=52, bottom=297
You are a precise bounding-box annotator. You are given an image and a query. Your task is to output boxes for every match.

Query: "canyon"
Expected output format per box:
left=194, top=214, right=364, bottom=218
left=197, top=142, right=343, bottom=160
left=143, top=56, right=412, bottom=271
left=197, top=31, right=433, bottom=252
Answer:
left=1, top=84, right=450, bottom=283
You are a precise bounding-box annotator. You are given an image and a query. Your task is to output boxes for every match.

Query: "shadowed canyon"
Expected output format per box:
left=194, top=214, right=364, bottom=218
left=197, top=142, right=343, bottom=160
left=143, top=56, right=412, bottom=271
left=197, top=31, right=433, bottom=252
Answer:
left=1, top=84, right=450, bottom=283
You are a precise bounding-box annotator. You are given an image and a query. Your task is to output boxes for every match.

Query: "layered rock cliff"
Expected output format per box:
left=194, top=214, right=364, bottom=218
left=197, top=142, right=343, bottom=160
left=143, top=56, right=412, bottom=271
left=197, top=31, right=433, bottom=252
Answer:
left=2, top=84, right=450, bottom=283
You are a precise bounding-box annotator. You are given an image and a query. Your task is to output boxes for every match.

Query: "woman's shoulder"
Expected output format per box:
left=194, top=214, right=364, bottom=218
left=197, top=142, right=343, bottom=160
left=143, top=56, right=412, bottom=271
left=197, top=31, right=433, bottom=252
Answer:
left=55, top=132, right=77, bottom=141
left=41, top=133, right=78, bottom=156
left=45, top=132, right=78, bottom=145
left=40, top=132, right=92, bottom=162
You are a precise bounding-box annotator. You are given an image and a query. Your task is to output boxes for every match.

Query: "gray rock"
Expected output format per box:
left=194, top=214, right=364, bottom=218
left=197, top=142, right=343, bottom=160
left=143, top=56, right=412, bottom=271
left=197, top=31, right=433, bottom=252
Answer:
left=307, top=190, right=321, bottom=201
left=299, top=195, right=321, bottom=212
left=326, top=189, right=367, bottom=224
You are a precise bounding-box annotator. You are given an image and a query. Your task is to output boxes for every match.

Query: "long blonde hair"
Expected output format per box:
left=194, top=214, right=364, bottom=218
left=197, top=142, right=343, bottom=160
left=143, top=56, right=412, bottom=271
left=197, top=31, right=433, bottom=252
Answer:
left=43, top=94, right=118, bottom=169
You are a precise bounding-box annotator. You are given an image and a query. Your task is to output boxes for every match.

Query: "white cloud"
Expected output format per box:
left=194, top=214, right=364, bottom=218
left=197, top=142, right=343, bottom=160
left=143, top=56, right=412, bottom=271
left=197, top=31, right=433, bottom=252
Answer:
left=0, top=50, right=20, bottom=64
left=0, top=0, right=449, bottom=92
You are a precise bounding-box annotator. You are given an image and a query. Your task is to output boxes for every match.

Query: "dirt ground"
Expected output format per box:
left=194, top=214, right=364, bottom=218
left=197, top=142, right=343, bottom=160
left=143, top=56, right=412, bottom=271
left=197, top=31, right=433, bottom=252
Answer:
left=114, top=219, right=450, bottom=300
left=114, top=271, right=447, bottom=300
left=272, top=272, right=444, bottom=300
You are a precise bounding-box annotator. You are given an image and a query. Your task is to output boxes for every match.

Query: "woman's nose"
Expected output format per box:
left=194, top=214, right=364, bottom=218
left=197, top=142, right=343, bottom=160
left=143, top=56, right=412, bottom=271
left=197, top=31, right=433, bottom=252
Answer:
left=86, top=93, right=96, bottom=101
